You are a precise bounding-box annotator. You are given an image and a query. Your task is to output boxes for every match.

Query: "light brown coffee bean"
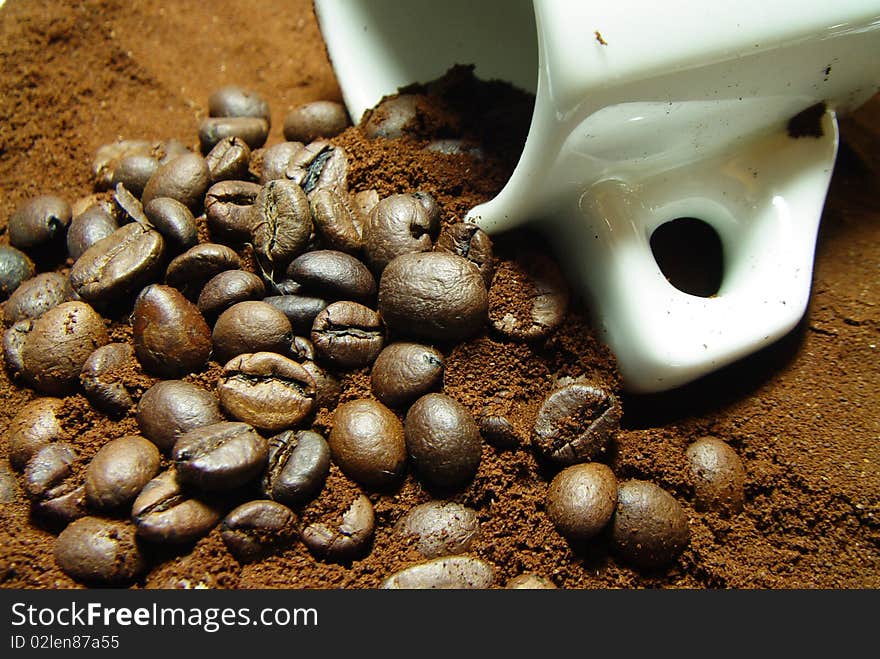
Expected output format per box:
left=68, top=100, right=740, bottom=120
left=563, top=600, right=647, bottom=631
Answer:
left=371, top=342, right=444, bottom=408
left=329, top=399, right=406, bottom=489
left=380, top=555, right=494, bottom=589
left=7, top=398, right=66, bottom=470
left=506, top=573, right=557, bottom=589
left=142, top=153, right=211, bottom=214
left=205, top=136, right=251, bottom=183
left=253, top=179, right=313, bottom=272
left=85, top=435, right=160, bottom=511
left=311, top=301, right=385, bottom=369
left=132, top=470, right=221, bottom=544
left=395, top=501, right=480, bottom=558
left=283, top=101, right=349, bottom=142
left=136, top=380, right=223, bottom=453
left=309, top=187, right=362, bottom=254
left=54, top=517, right=146, bottom=584
left=204, top=180, right=261, bottom=243
left=686, top=437, right=746, bottom=516
left=80, top=342, right=135, bottom=415
left=612, top=480, right=690, bottom=569
left=436, top=222, right=495, bottom=287
left=302, top=494, right=374, bottom=563
left=547, top=463, right=618, bottom=540
left=364, top=193, right=437, bottom=274
left=4, top=272, right=75, bottom=324
left=199, top=117, right=269, bottom=153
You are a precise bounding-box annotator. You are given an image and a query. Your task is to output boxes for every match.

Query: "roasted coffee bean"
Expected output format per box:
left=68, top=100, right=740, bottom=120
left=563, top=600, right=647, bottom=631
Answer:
left=329, top=399, right=406, bottom=489
left=284, top=101, right=349, bottom=142
left=380, top=555, right=494, bottom=589
left=111, top=154, right=159, bottom=198
left=9, top=195, right=71, bottom=251
left=85, top=435, right=160, bottom=511
left=132, top=470, right=221, bottom=544
left=92, top=139, right=156, bottom=189
left=302, top=494, right=374, bottom=562
left=612, top=480, right=690, bottom=569
left=311, top=301, right=384, bottom=369
left=80, top=342, right=135, bottom=415
left=263, top=430, right=331, bottom=505
left=199, top=117, right=269, bottom=153
left=425, top=138, right=485, bottom=160
left=0, top=245, right=35, bottom=300
left=309, top=188, right=362, bottom=254
left=361, top=94, right=419, bottom=140
left=533, top=383, right=621, bottom=465
left=67, top=204, right=118, bottom=260
left=478, top=414, right=522, bottom=449
left=371, top=343, right=444, bottom=408
left=253, top=179, right=312, bottom=271
left=4, top=272, right=74, bottom=323
left=221, top=500, right=298, bottom=562
left=285, top=141, right=348, bottom=196
left=197, top=270, right=265, bottom=320
left=165, top=242, right=241, bottom=299
left=173, top=421, right=268, bottom=491
left=71, top=195, right=115, bottom=221
left=395, top=501, right=480, bottom=558
left=405, top=393, right=481, bottom=490
left=364, top=193, right=437, bottom=273
left=258, top=141, right=303, bottom=183
left=69, top=222, right=165, bottom=304
left=379, top=252, right=488, bottom=342
left=204, top=180, right=260, bottom=242
left=0, top=464, right=20, bottom=503
left=300, top=359, right=341, bottom=411
left=7, top=397, right=65, bottom=470
left=113, top=181, right=149, bottom=227
left=213, top=301, right=293, bottom=362
left=286, top=250, right=376, bottom=303
left=289, top=335, right=315, bottom=362
left=352, top=189, right=379, bottom=221
left=54, top=517, right=146, bottom=584
left=209, top=86, right=271, bottom=124
left=263, top=295, right=328, bottom=334
left=436, top=222, right=495, bottom=287
left=143, top=197, right=198, bottom=253
left=218, top=352, right=316, bottom=432
left=136, top=380, right=223, bottom=453
left=506, top=573, right=557, bottom=589
left=686, top=437, right=746, bottom=516
left=24, top=443, right=82, bottom=517
left=204, top=136, right=251, bottom=182
left=271, top=279, right=303, bottom=295
left=547, top=463, right=618, bottom=541
left=2, top=319, right=31, bottom=375
left=142, top=153, right=211, bottom=214
left=131, top=284, right=212, bottom=377
left=21, top=301, right=109, bottom=395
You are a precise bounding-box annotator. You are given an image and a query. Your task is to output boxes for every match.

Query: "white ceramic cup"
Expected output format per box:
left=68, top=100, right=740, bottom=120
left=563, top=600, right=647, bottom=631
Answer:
left=315, top=0, right=880, bottom=392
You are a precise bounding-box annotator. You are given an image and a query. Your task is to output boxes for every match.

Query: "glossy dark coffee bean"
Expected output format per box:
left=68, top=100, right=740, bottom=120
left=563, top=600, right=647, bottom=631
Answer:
left=111, top=154, right=159, bottom=198
left=85, top=435, right=160, bottom=511
left=257, top=141, right=303, bottom=183
left=208, top=86, right=271, bottom=124
left=686, top=437, right=746, bottom=516
left=309, top=188, right=362, bottom=254
left=436, top=222, right=495, bottom=287
left=329, top=399, right=406, bottom=489
left=478, top=414, right=522, bottom=449
left=4, top=272, right=75, bottom=323
left=21, top=301, right=109, bottom=395
left=371, top=342, right=444, bottom=409
left=218, top=352, right=316, bottom=432
left=547, top=463, right=618, bottom=541
left=263, top=430, right=331, bottom=505
left=143, top=197, right=198, bottom=253
left=172, top=421, right=268, bottom=491
left=302, top=494, right=374, bottom=563
left=533, top=383, right=621, bottom=465
left=0, top=464, right=20, bottom=503
left=132, top=470, right=221, bottom=544
left=80, top=342, right=135, bottom=415
left=131, top=284, right=212, bottom=377
left=54, top=517, right=146, bottom=584
left=263, top=294, right=328, bottom=335
left=364, top=193, right=437, bottom=273
left=199, top=117, right=269, bottom=153
left=24, top=443, right=83, bottom=521
left=300, top=359, right=341, bottom=411
left=395, top=501, right=480, bottom=558
left=213, top=301, right=293, bottom=362
left=253, top=179, right=312, bottom=271
left=221, top=500, right=298, bottom=562
left=142, top=153, right=211, bottom=214
left=2, top=319, right=31, bottom=375
left=405, top=393, right=481, bottom=490
left=204, top=136, right=251, bottom=182
left=197, top=270, right=265, bottom=320
left=165, top=242, right=241, bottom=300
left=0, top=245, right=35, bottom=300
left=9, top=195, right=71, bottom=251
left=379, top=252, right=488, bottom=342
left=506, top=573, right=557, bottom=589
left=69, top=223, right=165, bottom=304
left=204, top=180, right=260, bottom=243
left=361, top=94, right=419, bottom=140
left=286, top=250, right=376, bottom=303
left=7, top=397, right=65, bottom=471
left=284, top=101, right=349, bottom=142
left=612, top=480, right=690, bottom=569
left=380, top=556, right=494, bottom=589
left=136, top=380, right=223, bottom=453
left=311, top=301, right=385, bottom=369
left=67, top=204, right=118, bottom=260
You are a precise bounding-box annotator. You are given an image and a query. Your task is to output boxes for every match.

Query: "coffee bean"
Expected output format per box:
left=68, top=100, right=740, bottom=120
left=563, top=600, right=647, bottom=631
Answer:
left=547, top=463, right=618, bottom=540
left=136, top=380, right=223, bottom=453
left=533, top=383, right=621, bottom=465
left=352, top=189, right=379, bottom=220
left=361, top=94, right=419, bottom=140
left=289, top=335, right=315, bottom=362
left=263, top=430, right=331, bottom=505
left=412, top=191, right=440, bottom=226
left=142, top=153, right=211, bottom=214
left=286, top=250, right=376, bottom=304
left=686, top=437, right=746, bottom=516
left=21, top=301, right=109, bottom=395
left=405, top=393, right=481, bottom=490
left=143, top=197, right=198, bottom=253
left=505, top=573, right=557, bottom=589
left=4, top=272, right=74, bottom=323
left=67, top=204, right=119, bottom=260
left=25, top=442, right=86, bottom=523
left=205, top=136, right=251, bottom=182
left=7, top=397, right=65, bottom=470
left=85, top=435, right=160, bottom=511
left=285, top=141, right=348, bottom=196
left=0, top=464, right=20, bottom=503
left=379, top=252, right=488, bottom=342
left=329, top=399, right=406, bottom=489
left=218, top=352, right=316, bottom=432
left=0, top=245, right=35, bottom=300
left=173, top=421, right=268, bottom=491
left=263, top=294, right=328, bottom=335
left=300, top=359, right=341, bottom=411
left=132, top=470, right=221, bottom=544
left=253, top=179, right=312, bottom=271
left=80, top=342, right=135, bottom=415
left=54, top=517, right=146, bottom=584
left=478, top=414, right=522, bottom=449
left=308, top=188, right=362, bottom=254
left=69, top=223, right=165, bottom=305
left=92, top=139, right=156, bottom=189
left=436, top=222, right=495, bottom=287
left=612, top=480, right=690, bottom=569
left=213, top=301, right=293, bottom=362
left=111, top=154, right=159, bottom=198
left=425, top=139, right=485, bottom=160
left=199, top=117, right=269, bottom=153
left=209, top=86, right=271, bottom=125
left=284, top=101, right=349, bottom=142
left=221, top=500, right=298, bottom=562
left=2, top=319, right=31, bottom=375
left=131, top=284, right=212, bottom=377
left=302, top=494, right=374, bottom=562
left=371, top=343, right=444, bottom=408
left=165, top=242, right=241, bottom=300
left=204, top=180, right=260, bottom=243
left=395, top=501, right=480, bottom=558
left=9, top=195, right=71, bottom=251
left=197, top=270, right=265, bottom=321
left=380, top=555, right=494, bottom=589
left=311, top=301, right=385, bottom=369
left=364, top=193, right=437, bottom=273
left=257, top=141, right=303, bottom=183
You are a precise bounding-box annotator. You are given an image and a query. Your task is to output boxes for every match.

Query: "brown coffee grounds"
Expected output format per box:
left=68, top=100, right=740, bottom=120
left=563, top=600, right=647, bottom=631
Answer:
left=0, top=0, right=878, bottom=590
